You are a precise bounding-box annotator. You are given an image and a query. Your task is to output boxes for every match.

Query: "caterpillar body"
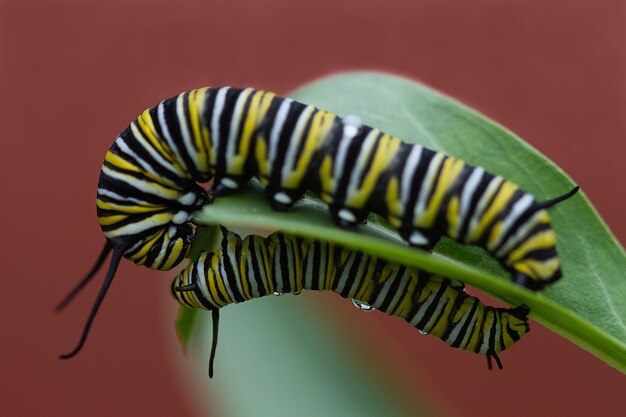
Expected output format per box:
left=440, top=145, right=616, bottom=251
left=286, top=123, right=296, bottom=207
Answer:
left=173, top=229, right=531, bottom=375
left=58, top=86, right=576, bottom=359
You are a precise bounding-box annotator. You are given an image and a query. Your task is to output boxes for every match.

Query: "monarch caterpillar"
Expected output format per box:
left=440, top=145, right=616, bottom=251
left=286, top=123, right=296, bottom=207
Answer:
left=173, top=228, right=531, bottom=376
left=58, top=86, right=576, bottom=359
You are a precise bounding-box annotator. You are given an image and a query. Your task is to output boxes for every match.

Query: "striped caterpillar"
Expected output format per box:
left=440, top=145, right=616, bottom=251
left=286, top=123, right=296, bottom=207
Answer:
left=173, top=228, right=531, bottom=376
left=58, top=86, right=576, bottom=359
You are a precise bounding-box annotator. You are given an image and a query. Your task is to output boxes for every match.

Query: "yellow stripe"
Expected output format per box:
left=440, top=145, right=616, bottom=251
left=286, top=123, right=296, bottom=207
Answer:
left=282, top=106, right=316, bottom=188
left=255, top=136, right=269, bottom=178
left=137, top=109, right=176, bottom=164
left=394, top=278, right=418, bottom=319
left=226, top=88, right=255, bottom=174
left=507, top=230, right=557, bottom=264
left=348, top=135, right=401, bottom=207
left=96, top=198, right=164, bottom=213
left=106, top=141, right=181, bottom=188
left=416, top=157, right=465, bottom=228
left=129, top=123, right=188, bottom=183
left=384, top=177, right=401, bottom=228
left=97, top=214, right=128, bottom=225
left=101, top=166, right=181, bottom=199
left=161, top=238, right=186, bottom=270
left=188, top=88, right=211, bottom=172
left=512, top=256, right=560, bottom=280
left=427, top=293, right=454, bottom=336
left=239, top=238, right=253, bottom=300
left=318, top=155, right=334, bottom=204
left=206, top=267, right=227, bottom=308
left=446, top=196, right=461, bottom=238
left=105, top=152, right=141, bottom=174
left=469, top=180, right=518, bottom=242
left=127, top=230, right=163, bottom=261
left=212, top=256, right=233, bottom=304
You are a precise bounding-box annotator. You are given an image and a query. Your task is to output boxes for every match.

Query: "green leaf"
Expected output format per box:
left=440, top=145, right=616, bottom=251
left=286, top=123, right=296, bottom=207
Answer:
left=191, top=72, right=626, bottom=373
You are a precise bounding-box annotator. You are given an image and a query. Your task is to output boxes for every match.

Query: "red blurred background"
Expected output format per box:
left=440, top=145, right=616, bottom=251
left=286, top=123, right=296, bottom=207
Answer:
left=1, top=0, right=624, bottom=416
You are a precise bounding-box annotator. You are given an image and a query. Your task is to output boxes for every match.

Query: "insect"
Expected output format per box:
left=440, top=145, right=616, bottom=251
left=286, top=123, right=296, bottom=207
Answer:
left=58, top=86, right=577, bottom=359
left=173, top=228, right=531, bottom=376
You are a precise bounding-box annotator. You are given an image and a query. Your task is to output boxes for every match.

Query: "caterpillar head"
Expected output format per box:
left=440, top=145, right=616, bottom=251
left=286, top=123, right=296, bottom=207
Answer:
left=98, top=182, right=209, bottom=269
left=58, top=184, right=209, bottom=360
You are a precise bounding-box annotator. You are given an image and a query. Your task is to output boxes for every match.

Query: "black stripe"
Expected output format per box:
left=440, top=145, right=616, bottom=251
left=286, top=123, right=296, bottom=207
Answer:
left=159, top=95, right=204, bottom=180
left=457, top=168, right=491, bottom=242
left=220, top=235, right=245, bottom=303
left=450, top=298, right=479, bottom=348
left=215, top=88, right=244, bottom=176
left=377, top=265, right=406, bottom=312
left=400, top=147, right=437, bottom=232
left=268, top=101, right=307, bottom=187
left=249, top=237, right=269, bottom=297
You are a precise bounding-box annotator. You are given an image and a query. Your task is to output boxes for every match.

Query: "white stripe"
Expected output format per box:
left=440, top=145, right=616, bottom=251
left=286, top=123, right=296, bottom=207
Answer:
left=195, top=255, right=212, bottom=305
left=268, top=99, right=293, bottom=169
left=457, top=309, right=479, bottom=348
left=444, top=299, right=473, bottom=344
left=336, top=251, right=356, bottom=294
left=421, top=291, right=449, bottom=331
left=97, top=188, right=146, bottom=205
left=383, top=274, right=409, bottom=314
left=467, top=176, right=504, bottom=243
left=152, top=234, right=169, bottom=266
left=101, top=165, right=178, bottom=199
left=303, top=242, right=315, bottom=290
left=333, top=117, right=361, bottom=180
left=345, top=129, right=378, bottom=201
left=479, top=311, right=495, bottom=355
left=495, top=209, right=545, bottom=258
left=219, top=253, right=237, bottom=303
left=490, top=193, right=534, bottom=250
left=158, top=101, right=187, bottom=172
left=176, top=94, right=199, bottom=170
left=285, top=237, right=295, bottom=290
left=104, top=213, right=170, bottom=238
left=456, top=167, right=484, bottom=236
left=252, top=239, right=268, bottom=295
left=211, top=87, right=230, bottom=167
left=245, top=244, right=260, bottom=298
left=281, top=105, right=315, bottom=184
left=127, top=124, right=181, bottom=178
left=225, top=88, right=253, bottom=170
left=400, top=145, right=423, bottom=212
left=409, top=285, right=442, bottom=327
left=413, top=152, right=445, bottom=221
left=493, top=313, right=502, bottom=353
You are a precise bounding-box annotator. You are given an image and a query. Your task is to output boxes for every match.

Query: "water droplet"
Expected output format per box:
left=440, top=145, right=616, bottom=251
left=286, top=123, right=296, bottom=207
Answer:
left=273, top=292, right=282, bottom=296
left=418, top=330, right=429, bottom=336
left=351, top=299, right=375, bottom=312
left=293, top=291, right=301, bottom=295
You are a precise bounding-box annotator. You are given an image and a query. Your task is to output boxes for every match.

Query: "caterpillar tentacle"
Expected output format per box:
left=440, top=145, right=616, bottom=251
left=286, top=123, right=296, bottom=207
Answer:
left=172, top=230, right=531, bottom=376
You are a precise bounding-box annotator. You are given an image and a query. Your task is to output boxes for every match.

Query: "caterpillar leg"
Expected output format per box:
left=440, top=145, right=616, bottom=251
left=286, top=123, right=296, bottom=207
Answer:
left=329, top=205, right=369, bottom=229
left=212, top=175, right=253, bottom=197
left=265, top=187, right=306, bottom=212
left=399, top=227, right=438, bottom=251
